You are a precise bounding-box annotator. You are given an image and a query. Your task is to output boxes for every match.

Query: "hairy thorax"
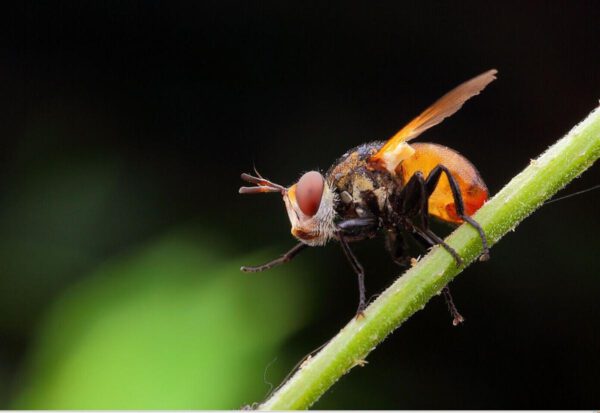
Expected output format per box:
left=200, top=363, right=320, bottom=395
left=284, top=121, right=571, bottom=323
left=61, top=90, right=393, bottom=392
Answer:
left=327, top=141, right=398, bottom=223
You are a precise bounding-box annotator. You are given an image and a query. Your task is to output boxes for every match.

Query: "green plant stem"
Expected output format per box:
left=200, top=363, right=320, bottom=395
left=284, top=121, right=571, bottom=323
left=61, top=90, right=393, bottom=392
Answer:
left=258, top=105, right=600, bottom=410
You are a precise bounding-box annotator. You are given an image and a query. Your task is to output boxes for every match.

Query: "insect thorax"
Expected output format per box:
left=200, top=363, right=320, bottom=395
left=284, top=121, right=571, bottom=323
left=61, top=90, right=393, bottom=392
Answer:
left=326, top=141, right=398, bottom=222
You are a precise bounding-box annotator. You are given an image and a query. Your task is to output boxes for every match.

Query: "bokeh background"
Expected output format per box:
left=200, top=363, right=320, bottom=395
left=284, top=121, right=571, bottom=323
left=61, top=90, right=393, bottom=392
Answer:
left=1, top=1, right=599, bottom=409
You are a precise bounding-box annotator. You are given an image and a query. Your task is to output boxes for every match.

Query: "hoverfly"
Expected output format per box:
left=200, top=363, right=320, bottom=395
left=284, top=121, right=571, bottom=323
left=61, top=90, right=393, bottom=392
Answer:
left=240, top=70, right=496, bottom=319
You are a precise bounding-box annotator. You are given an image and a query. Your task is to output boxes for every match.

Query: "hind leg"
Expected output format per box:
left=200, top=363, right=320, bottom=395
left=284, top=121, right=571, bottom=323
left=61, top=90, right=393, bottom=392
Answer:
left=396, top=172, right=466, bottom=325
left=425, top=164, right=490, bottom=260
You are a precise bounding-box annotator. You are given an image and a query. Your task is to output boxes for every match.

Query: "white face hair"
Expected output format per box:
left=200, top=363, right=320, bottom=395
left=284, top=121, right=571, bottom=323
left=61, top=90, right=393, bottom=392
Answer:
left=282, top=171, right=338, bottom=246
left=238, top=170, right=338, bottom=246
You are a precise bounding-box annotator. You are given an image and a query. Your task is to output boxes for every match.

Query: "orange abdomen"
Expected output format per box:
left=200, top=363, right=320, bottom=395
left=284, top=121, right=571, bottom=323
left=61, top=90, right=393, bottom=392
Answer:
left=397, top=143, right=488, bottom=223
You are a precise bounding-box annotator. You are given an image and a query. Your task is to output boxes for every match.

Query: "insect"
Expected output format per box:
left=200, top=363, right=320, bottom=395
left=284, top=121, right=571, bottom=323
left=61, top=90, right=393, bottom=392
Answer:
left=239, top=69, right=496, bottom=319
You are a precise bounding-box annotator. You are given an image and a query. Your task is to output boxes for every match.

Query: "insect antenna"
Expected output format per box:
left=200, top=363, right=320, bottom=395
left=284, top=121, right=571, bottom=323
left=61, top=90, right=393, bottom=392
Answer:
left=252, top=163, right=266, bottom=180
left=239, top=172, right=286, bottom=194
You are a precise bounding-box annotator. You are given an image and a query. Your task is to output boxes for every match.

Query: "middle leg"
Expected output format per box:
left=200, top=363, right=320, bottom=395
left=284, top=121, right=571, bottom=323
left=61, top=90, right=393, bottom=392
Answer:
left=398, top=172, right=463, bottom=266
left=395, top=173, right=466, bottom=324
left=387, top=225, right=466, bottom=326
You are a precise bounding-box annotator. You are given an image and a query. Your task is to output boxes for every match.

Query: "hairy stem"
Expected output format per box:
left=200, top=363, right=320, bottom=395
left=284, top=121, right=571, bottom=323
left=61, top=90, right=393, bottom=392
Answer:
left=259, top=106, right=600, bottom=410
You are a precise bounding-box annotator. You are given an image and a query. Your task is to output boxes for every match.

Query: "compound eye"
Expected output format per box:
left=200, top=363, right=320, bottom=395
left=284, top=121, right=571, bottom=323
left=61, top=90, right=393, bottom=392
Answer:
left=296, top=171, right=324, bottom=217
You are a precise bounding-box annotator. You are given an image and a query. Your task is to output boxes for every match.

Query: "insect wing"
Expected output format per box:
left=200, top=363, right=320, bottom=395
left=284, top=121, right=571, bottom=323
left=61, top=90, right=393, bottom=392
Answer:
left=369, top=69, right=497, bottom=170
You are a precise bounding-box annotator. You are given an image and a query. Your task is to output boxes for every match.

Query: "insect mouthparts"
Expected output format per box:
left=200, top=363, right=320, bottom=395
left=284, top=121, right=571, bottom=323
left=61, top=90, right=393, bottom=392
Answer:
left=239, top=69, right=496, bottom=321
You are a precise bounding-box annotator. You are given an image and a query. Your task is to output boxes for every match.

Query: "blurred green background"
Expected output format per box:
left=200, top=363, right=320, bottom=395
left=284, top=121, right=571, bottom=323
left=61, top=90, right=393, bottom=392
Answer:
left=1, top=1, right=599, bottom=409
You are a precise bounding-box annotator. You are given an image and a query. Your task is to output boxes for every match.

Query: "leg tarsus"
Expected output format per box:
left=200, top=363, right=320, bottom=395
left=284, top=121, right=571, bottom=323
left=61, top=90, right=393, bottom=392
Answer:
left=241, top=242, right=307, bottom=272
left=461, top=215, right=490, bottom=261
left=442, top=285, right=465, bottom=326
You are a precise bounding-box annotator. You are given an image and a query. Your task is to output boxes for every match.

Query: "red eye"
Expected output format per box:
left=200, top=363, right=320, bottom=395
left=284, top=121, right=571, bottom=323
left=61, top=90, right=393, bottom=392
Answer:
left=296, top=171, right=324, bottom=216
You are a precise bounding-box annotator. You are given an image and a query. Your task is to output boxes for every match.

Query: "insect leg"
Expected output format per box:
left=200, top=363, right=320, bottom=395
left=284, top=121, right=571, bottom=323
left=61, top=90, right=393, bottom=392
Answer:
left=241, top=242, right=308, bottom=272
left=408, top=223, right=466, bottom=324
left=442, top=286, right=465, bottom=326
left=425, top=165, right=490, bottom=260
left=386, top=227, right=459, bottom=270
left=399, top=171, right=469, bottom=324
left=411, top=225, right=463, bottom=266
left=336, top=216, right=378, bottom=239
left=336, top=232, right=367, bottom=317
left=398, top=224, right=465, bottom=324
left=399, top=171, right=429, bottom=228
left=385, top=230, right=412, bottom=267
left=399, top=172, right=463, bottom=265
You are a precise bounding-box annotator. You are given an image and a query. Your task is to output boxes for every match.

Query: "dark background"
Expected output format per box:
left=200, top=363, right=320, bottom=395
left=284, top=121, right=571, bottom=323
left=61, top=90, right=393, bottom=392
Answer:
left=1, top=1, right=599, bottom=409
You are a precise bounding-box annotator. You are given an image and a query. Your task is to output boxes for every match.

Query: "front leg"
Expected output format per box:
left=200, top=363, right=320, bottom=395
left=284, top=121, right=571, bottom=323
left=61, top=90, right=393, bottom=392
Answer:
left=336, top=216, right=378, bottom=240
left=241, top=242, right=308, bottom=272
left=336, top=231, right=367, bottom=318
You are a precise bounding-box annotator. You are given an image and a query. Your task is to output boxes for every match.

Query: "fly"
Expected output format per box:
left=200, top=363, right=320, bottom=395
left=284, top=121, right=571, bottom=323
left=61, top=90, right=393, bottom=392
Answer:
left=239, top=69, right=497, bottom=320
